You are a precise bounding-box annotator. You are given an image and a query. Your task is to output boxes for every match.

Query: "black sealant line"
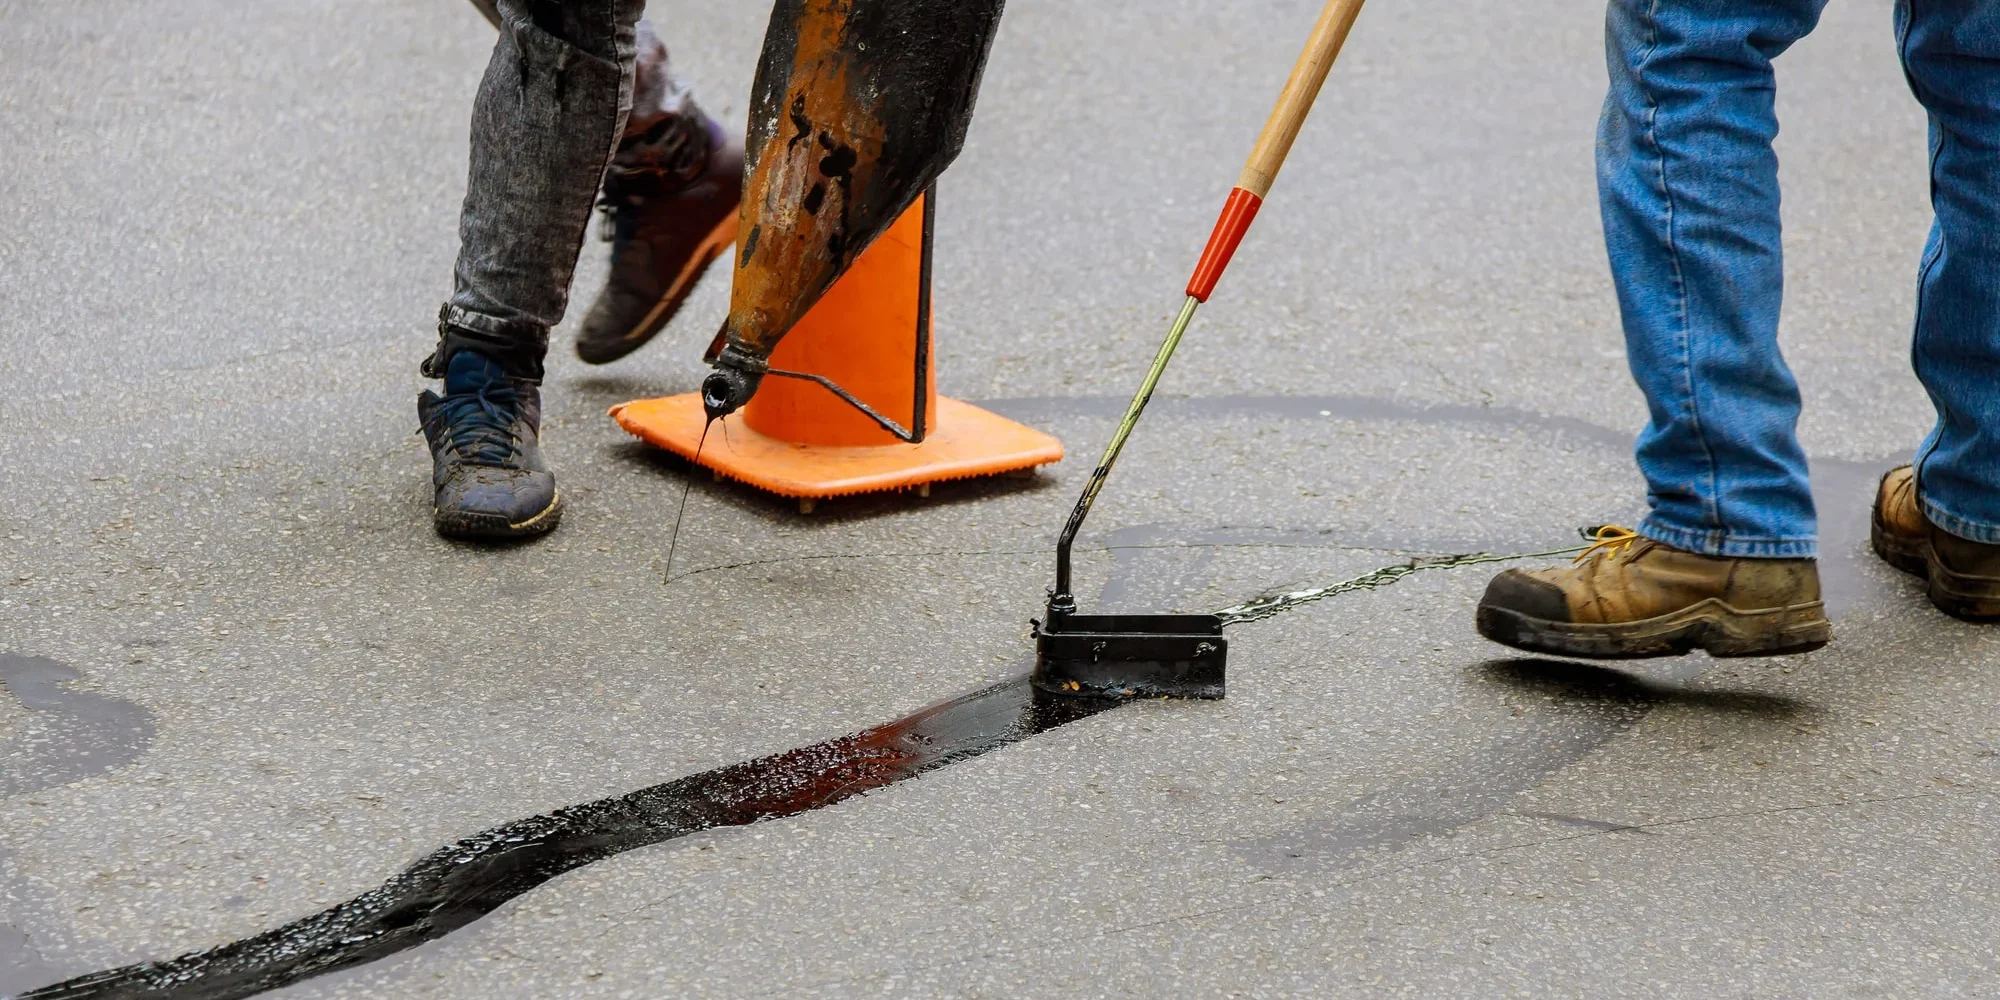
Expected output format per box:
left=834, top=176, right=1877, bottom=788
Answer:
left=7, top=394, right=1875, bottom=1000
left=3, top=393, right=1755, bottom=999
left=11, top=527, right=1602, bottom=1000
left=18, top=680, right=1122, bottom=1000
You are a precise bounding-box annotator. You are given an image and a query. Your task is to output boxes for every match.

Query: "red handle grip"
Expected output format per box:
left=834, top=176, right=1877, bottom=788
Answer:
left=1185, top=187, right=1265, bottom=303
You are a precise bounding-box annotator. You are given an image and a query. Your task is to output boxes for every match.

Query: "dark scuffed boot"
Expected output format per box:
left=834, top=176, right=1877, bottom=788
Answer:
left=1476, top=526, right=1831, bottom=659
left=418, top=351, right=563, bottom=540
left=1872, top=464, right=2000, bottom=620
left=575, top=112, right=743, bottom=366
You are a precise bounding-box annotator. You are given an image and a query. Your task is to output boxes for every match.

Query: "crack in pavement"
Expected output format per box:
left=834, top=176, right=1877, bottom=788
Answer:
left=1097, top=791, right=1952, bottom=941
left=1321, top=789, right=1954, bottom=897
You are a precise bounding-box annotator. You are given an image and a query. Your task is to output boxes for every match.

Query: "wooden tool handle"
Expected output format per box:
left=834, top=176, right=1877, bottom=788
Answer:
left=1187, top=0, right=1367, bottom=301
left=1238, top=0, right=1367, bottom=198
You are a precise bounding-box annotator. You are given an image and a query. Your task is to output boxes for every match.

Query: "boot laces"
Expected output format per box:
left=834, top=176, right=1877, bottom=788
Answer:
left=430, top=381, right=523, bottom=467
left=1572, top=524, right=1640, bottom=564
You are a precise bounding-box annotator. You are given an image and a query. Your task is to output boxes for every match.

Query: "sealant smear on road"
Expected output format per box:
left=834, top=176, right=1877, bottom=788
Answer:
left=14, top=542, right=1583, bottom=1000
left=16, top=681, right=1119, bottom=1000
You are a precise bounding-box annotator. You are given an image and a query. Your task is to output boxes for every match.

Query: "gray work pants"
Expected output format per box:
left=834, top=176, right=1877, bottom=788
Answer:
left=432, top=0, right=700, bottom=380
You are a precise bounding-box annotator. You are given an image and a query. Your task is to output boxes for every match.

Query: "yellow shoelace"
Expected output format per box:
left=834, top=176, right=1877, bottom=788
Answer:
left=1572, top=524, right=1640, bottom=564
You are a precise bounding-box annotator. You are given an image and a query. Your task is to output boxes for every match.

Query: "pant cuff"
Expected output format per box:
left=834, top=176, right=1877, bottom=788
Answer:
left=1919, top=497, right=2000, bottom=545
left=425, top=304, right=548, bottom=382
left=1637, top=518, right=1818, bottom=559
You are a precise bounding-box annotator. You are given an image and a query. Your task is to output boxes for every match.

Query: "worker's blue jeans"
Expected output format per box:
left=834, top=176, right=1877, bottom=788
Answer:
left=1600, top=0, right=2000, bottom=557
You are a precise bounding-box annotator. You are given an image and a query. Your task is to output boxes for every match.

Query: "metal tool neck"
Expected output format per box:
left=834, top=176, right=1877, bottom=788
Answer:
left=1050, top=296, right=1201, bottom=610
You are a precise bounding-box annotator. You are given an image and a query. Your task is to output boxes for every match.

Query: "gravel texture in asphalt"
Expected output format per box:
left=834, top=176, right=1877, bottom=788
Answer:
left=6, top=1, right=1996, bottom=997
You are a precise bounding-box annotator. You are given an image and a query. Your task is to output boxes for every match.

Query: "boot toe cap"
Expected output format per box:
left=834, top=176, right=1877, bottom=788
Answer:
left=1479, top=569, right=1572, bottom=623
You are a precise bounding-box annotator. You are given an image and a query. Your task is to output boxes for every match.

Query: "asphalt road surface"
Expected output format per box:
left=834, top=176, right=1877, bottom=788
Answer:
left=6, top=0, right=1998, bottom=996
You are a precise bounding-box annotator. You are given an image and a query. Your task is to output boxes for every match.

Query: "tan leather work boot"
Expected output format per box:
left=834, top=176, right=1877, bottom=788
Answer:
left=1871, top=464, right=2000, bottom=620
left=1871, top=464, right=1929, bottom=575
left=1475, top=527, right=1831, bottom=659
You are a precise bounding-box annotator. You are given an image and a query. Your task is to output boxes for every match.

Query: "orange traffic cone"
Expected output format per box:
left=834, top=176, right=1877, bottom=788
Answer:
left=609, top=192, right=1064, bottom=512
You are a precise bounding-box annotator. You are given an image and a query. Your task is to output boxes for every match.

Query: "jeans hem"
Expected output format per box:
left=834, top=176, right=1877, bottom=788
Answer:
left=439, top=303, right=548, bottom=341
left=1919, top=497, right=2000, bottom=545
left=426, top=304, right=550, bottom=382
left=1637, top=518, right=1818, bottom=559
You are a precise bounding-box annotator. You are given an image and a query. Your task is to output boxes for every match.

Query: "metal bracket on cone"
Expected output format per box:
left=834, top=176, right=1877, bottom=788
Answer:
left=610, top=191, right=1064, bottom=508
left=747, top=188, right=936, bottom=445
left=765, top=368, right=924, bottom=443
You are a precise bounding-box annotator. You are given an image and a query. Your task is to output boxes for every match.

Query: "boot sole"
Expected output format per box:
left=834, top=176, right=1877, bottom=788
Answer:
left=1922, top=565, right=2000, bottom=621
left=1869, top=504, right=2000, bottom=620
left=1475, top=598, right=1831, bottom=660
left=434, top=490, right=564, bottom=541
left=576, top=214, right=737, bottom=366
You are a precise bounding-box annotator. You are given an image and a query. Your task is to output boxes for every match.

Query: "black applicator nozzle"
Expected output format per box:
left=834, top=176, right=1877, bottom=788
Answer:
left=701, top=342, right=769, bottom=421
left=700, top=369, right=755, bottom=421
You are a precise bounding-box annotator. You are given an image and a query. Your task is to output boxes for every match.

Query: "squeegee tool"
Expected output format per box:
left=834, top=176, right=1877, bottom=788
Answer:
left=1034, top=0, right=1369, bottom=700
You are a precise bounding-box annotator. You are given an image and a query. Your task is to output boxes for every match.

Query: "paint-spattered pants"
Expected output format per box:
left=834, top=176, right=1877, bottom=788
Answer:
left=1601, top=0, right=2000, bottom=556
left=431, top=1, right=699, bottom=381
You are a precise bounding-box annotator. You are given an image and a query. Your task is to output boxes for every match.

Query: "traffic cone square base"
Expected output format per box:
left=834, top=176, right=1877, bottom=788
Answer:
left=609, top=191, right=1063, bottom=509
left=610, top=393, right=1062, bottom=500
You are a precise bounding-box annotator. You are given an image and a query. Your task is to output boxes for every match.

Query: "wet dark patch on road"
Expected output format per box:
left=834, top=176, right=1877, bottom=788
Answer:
left=12, top=540, right=1833, bottom=999
left=0, top=654, right=156, bottom=798
left=16, top=680, right=1121, bottom=1000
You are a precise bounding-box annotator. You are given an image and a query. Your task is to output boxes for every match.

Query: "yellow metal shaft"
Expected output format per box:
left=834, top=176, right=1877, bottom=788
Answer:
left=1052, top=295, right=1202, bottom=603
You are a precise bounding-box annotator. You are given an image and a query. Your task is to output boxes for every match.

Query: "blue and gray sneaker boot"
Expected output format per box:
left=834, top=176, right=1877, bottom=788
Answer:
left=417, top=351, right=563, bottom=540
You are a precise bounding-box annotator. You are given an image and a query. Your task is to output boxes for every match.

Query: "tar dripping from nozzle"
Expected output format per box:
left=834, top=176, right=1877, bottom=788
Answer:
left=700, top=344, right=767, bottom=421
